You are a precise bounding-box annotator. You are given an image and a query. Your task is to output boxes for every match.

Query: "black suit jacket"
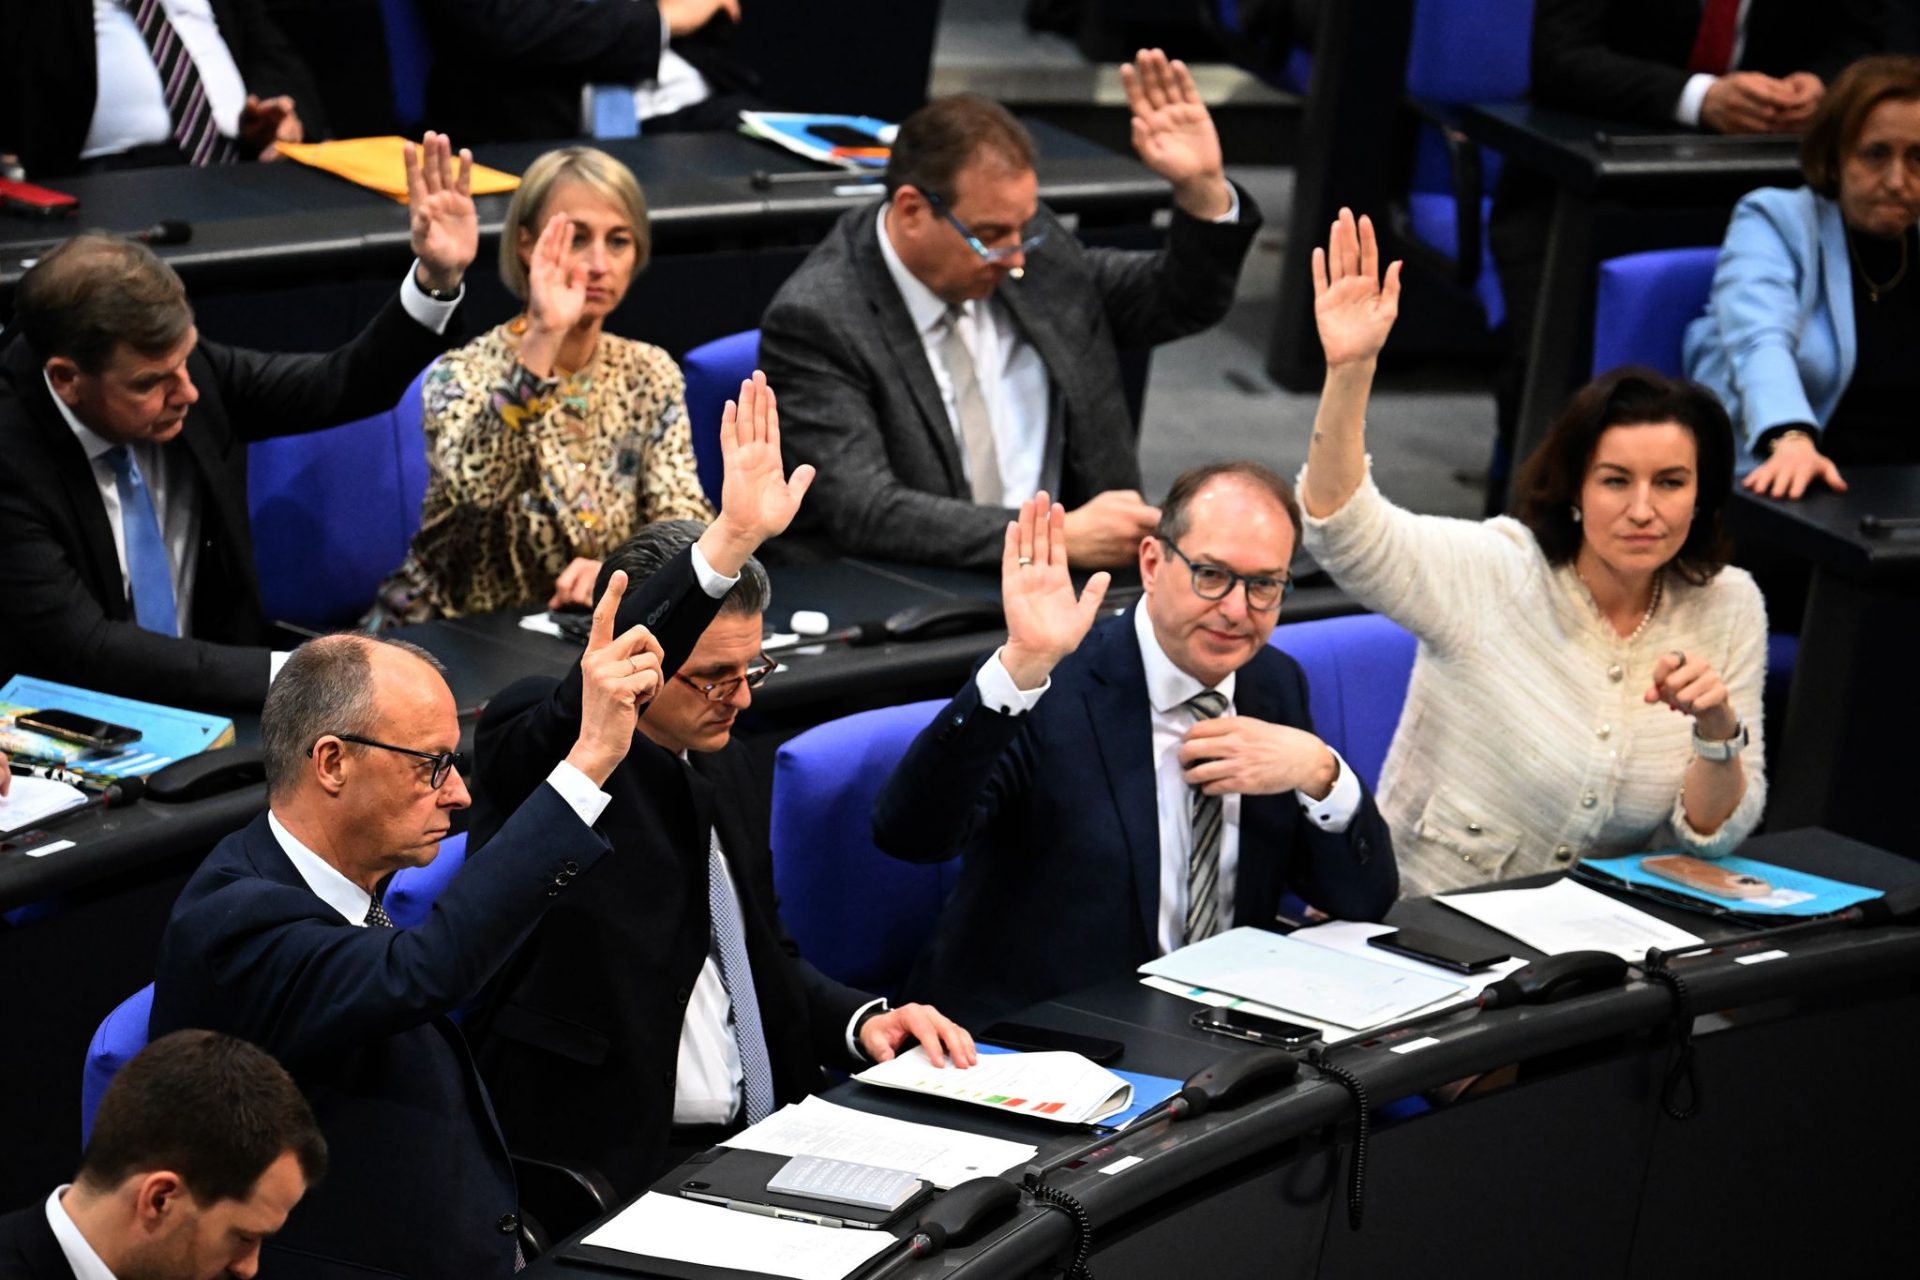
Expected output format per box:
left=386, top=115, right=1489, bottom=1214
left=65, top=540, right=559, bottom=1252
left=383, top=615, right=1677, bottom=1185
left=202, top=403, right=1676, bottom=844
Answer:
left=1531, top=0, right=1885, bottom=126
left=420, top=0, right=755, bottom=144
left=758, top=190, right=1262, bottom=568
left=0, top=0, right=325, bottom=179
left=872, top=609, right=1398, bottom=1026
left=0, top=1206, right=74, bottom=1280
left=469, top=660, right=874, bottom=1197
left=0, top=293, right=457, bottom=711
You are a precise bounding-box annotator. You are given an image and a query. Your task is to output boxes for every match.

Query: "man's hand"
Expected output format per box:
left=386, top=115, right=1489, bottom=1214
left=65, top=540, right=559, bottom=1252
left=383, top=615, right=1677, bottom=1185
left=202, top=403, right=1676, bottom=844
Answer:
left=1742, top=434, right=1847, bottom=500
left=405, top=131, right=478, bottom=294
left=1700, top=72, right=1804, bottom=135
left=1775, top=72, right=1825, bottom=130
left=859, top=1003, right=977, bottom=1069
left=700, top=371, right=815, bottom=576
left=660, top=0, right=741, bottom=38
left=520, top=211, right=587, bottom=377
left=1646, top=650, right=1739, bottom=744
left=1120, top=48, right=1232, bottom=221
left=548, top=556, right=603, bottom=610
left=1062, top=489, right=1160, bottom=569
left=566, top=570, right=665, bottom=785
left=1314, top=206, right=1402, bottom=369
left=1000, top=492, right=1110, bottom=690
left=238, top=94, right=302, bottom=160
left=1180, top=717, right=1338, bottom=799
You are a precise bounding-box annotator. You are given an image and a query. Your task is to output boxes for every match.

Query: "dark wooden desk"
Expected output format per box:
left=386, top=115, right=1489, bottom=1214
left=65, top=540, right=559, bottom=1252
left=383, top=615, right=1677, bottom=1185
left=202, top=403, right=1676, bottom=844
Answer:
left=1730, top=466, right=1920, bottom=855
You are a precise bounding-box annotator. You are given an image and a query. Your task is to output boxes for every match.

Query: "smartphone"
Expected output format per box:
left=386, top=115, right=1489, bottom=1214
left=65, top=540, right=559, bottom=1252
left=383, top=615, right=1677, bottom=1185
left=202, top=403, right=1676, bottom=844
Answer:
left=1190, top=1007, right=1322, bottom=1049
left=0, top=177, right=80, bottom=219
left=981, top=1021, right=1124, bottom=1065
left=1642, top=854, right=1773, bottom=901
left=15, top=708, right=142, bottom=750
left=809, top=123, right=885, bottom=148
left=1368, top=928, right=1510, bottom=973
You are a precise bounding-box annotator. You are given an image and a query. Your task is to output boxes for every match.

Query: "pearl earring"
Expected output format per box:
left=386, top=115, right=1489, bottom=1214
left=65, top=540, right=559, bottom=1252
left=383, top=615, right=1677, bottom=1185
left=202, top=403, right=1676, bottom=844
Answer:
left=1570, top=506, right=1582, bottom=524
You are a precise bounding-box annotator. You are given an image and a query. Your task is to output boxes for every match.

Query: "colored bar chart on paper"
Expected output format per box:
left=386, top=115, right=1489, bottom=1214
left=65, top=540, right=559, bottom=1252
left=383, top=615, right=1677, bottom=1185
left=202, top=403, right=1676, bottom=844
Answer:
left=856, top=1046, right=1133, bottom=1125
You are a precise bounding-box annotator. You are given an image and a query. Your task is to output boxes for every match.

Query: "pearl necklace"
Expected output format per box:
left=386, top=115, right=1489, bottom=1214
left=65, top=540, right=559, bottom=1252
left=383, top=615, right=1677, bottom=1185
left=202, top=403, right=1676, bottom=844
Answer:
left=1579, top=567, right=1662, bottom=644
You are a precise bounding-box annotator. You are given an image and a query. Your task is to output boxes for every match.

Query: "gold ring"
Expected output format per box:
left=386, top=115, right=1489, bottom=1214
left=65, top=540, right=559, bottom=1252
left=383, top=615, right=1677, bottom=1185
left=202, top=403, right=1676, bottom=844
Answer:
left=1017, top=556, right=1034, bottom=566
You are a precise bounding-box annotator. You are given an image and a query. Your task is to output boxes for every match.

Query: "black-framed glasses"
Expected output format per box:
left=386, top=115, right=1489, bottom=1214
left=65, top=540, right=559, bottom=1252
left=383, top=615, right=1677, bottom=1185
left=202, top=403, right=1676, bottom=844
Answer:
left=315, top=733, right=464, bottom=788
left=1160, top=538, right=1293, bottom=611
left=917, top=186, right=1048, bottom=264
left=673, top=657, right=776, bottom=703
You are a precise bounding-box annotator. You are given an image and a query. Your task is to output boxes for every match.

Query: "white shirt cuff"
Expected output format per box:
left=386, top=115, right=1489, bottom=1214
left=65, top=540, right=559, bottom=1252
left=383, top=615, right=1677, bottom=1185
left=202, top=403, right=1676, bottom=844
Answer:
left=399, top=261, right=461, bottom=335
left=845, top=996, right=888, bottom=1060
left=269, top=651, right=291, bottom=683
left=974, top=647, right=1051, bottom=713
left=1296, top=747, right=1360, bottom=833
left=545, top=760, right=612, bottom=827
left=1676, top=74, right=1716, bottom=128
left=689, top=542, right=740, bottom=598
left=1212, top=184, right=1241, bottom=225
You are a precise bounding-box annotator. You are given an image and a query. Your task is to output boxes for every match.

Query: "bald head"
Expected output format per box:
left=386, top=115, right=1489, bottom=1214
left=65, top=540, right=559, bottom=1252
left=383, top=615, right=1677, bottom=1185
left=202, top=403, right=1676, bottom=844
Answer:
left=14, top=233, right=193, bottom=373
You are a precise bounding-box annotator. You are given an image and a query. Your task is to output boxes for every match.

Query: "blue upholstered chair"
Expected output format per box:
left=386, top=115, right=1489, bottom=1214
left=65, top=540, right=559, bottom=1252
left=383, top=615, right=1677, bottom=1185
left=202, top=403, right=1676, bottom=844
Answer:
left=1269, top=613, right=1419, bottom=792
left=681, top=329, right=761, bottom=508
left=247, top=360, right=436, bottom=631
left=378, top=0, right=435, bottom=131
left=1589, top=247, right=1720, bottom=378
left=769, top=698, right=961, bottom=999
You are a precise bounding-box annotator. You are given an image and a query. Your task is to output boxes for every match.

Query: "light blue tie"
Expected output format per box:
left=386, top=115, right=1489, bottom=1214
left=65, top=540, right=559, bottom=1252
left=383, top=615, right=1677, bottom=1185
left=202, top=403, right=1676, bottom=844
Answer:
left=708, top=830, right=775, bottom=1124
left=591, top=84, right=639, bottom=139
left=104, top=446, right=179, bottom=637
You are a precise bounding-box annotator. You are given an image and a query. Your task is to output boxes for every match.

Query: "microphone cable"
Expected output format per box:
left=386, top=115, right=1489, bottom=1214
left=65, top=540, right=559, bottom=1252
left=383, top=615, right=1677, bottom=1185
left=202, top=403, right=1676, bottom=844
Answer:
left=1305, top=1048, right=1370, bottom=1230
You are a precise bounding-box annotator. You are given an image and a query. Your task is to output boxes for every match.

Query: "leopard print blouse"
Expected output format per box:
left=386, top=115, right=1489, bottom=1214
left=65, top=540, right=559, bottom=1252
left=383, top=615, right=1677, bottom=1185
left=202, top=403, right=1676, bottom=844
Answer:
left=367, top=322, right=713, bottom=625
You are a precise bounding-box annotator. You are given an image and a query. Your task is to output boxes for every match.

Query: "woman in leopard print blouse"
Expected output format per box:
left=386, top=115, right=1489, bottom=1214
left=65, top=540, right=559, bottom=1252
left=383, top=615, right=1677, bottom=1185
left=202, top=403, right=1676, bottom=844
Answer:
left=367, top=147, right=712, bottom=626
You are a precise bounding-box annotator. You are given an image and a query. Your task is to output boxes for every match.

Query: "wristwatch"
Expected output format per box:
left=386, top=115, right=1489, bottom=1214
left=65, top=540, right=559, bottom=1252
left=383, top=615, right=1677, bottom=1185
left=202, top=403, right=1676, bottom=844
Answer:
left=1692, top=720, right=1749, bottom=762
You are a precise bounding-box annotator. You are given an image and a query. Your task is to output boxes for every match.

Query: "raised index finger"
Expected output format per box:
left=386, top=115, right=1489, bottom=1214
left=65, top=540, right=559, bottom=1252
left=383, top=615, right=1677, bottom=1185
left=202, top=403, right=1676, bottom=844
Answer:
left=589, top=569, right=627, bottom=652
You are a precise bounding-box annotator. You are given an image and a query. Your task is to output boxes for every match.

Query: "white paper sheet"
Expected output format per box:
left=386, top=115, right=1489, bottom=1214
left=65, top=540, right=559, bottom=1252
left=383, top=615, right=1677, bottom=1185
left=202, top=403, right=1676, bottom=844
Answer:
left=579, top=1193, right=891, bottom=1280
left=1435, top=878, right=1702, bottom=962
left=0, top=775, right=87, bottom=834
left=856, top=1046, right=1130, bottom=1124
left=723, top=1095, right=1035, bottom=1189
left=1139, top=926, right=1467, bottom=1028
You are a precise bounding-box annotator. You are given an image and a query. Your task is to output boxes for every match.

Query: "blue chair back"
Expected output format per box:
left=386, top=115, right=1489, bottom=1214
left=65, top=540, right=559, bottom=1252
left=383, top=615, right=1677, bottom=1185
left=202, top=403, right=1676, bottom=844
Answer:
left=81, top=983, right=153, bottom=1145
left=385, top=831, right=468, bottom=929
left=681, top=329, right=761, bottom=508
left=378, top=0, right=435, bottom=131
left=1269, top=613, right=1419, bottom=792
left=1590, top=247, right=1720, bottom=378
left=248, top=360, right=435, bottom=630
left=770, top=699, right=960, bottom=999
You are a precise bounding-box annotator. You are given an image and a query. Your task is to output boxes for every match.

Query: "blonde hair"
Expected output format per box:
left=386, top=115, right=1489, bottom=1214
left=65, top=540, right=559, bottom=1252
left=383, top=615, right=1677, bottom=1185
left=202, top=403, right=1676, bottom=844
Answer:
left=498, top=146, right=651, bottom=300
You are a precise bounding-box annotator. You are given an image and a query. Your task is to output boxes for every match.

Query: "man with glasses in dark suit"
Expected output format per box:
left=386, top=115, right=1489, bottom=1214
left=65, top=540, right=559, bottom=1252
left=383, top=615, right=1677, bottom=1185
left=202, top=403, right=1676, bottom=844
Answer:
left=759, top=49, right=1261, bottom=571
left=874, top=464, right=1397, bottom=1026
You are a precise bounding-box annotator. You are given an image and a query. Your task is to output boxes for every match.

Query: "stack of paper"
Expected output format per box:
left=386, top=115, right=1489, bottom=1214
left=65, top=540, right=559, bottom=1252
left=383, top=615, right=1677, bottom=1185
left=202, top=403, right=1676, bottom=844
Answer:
left=580, top=1193, right=892, bottom=1280
left=0, top=775, right=88, bottom=835
left=1435, top=878, right=1702, bottom=961
left=855, top=1046, right=1131, bottom=1124
left=723, top=1095, right=1035, bottom=1189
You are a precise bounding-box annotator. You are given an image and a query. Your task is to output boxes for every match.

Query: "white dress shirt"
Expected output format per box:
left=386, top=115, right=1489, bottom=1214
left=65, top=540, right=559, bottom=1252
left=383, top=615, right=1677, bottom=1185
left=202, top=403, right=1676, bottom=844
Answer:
left=579, top=7, right=712, bottom=130
left=44, top=1188, right=117, bottom=1280
left=974, top=603, right=1361, bottom=955
left=84, top=0, right=250, bottom=160
left=1675, top=0, right=1754, bottom=127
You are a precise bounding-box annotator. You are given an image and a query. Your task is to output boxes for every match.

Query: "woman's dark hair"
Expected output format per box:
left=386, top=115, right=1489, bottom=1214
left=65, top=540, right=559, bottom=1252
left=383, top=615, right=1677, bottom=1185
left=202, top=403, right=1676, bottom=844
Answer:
left=1513, top=366, right=1735, bottom=585
left=1801, top=55, right=1920, bottom=198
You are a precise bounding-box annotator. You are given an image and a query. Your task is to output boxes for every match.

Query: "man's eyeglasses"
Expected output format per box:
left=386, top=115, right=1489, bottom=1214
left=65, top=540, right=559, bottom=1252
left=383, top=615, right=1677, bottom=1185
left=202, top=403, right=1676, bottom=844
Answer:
left=917, top=186, right=1048, bottom=264
left=1160, top=538, right=1293, bottom=611
left=673, top=658, right=776, bottom=703
left=315, top=733, right=464, bottom=788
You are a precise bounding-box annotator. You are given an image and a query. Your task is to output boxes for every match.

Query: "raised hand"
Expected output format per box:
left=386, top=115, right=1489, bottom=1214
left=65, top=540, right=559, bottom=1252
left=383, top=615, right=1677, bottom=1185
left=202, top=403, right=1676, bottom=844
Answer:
left=1646, top=650, right=1739, bottom=742
left=1120, top=48, right=1232, bottom=220
left=659, top=0, right=741, bottom=37
left=405, top=131, right=478, bottom=294
left=520, top=211, right=587, bottom=379
left=1313, top=207, right=1402, bottom=368
left=1000, top=492, right=1111, bottom=689
left=1180, top=716, right=1338, bottom=799
left=704, top=371, right=815, bottom=574
left=566, top=570, right=666, bottom=785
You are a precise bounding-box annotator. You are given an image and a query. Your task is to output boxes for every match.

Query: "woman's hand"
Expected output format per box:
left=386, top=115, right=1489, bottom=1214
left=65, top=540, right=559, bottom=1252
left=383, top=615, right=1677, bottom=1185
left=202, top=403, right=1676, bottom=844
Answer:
left=1741, top=434, right=1847, bottom=500
left=526, top=211, right=587, bottom=339
left=1646, top=650, right=1738, bottom=743
left=548, top=557, right=603, bottom=610
left=1313, top=207, right=1402, bottom=369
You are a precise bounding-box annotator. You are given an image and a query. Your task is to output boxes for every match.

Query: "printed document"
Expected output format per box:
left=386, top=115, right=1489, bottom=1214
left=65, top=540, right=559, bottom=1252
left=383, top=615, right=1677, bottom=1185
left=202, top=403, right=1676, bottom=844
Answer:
left=1139, top=926, right=1466, bottom=1028
left=580, top=1193, right=890, bottom=1280
left=856, top=1046, right=1130, bottom=1124
left=723, top=1095, right=1035, bottom=1189
left=1436, top=877, right=1702, bottom=961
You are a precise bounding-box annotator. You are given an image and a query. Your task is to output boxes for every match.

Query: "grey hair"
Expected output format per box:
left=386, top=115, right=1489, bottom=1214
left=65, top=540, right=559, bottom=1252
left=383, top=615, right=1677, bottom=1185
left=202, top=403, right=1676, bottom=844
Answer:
left=594, top=520, right=771, bottom=616
left=261, top=634, right=444, bottom=800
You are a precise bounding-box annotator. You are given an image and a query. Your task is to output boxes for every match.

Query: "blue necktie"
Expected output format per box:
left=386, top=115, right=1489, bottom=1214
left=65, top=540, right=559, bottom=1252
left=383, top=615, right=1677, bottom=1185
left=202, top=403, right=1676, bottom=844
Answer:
left=104, top=446, right=179, bottom=637
left=708, top=830, right=775, bottom=1124
left=591, top=85, right=639, bottom=139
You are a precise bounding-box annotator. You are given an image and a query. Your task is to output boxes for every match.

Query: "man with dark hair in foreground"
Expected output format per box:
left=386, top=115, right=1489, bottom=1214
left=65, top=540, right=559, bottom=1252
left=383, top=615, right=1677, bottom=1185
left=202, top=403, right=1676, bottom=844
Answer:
left=0, top=1029, right=326, bottom=1280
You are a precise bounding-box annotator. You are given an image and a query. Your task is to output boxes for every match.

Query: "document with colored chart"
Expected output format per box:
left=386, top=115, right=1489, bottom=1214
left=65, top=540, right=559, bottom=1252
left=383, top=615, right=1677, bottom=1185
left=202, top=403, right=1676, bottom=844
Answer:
left=855, top=1046, right=1132, bottom=1125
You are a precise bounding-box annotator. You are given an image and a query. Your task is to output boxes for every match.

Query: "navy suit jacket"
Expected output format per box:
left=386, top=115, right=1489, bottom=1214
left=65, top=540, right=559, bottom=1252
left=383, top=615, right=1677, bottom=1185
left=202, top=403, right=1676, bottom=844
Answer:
left=873, top=608, right=1397, bottom=1025
left=149, top=785, right=608, bottom=1279
left=0, top=1206, right=73, bottom=1280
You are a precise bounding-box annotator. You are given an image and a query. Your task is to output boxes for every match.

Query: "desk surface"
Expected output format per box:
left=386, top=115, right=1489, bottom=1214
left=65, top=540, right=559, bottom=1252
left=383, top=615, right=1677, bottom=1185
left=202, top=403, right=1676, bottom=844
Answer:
left=1456, top=104, right=1803, bottom=195
left=1729, top=464, right=1920, bottom=579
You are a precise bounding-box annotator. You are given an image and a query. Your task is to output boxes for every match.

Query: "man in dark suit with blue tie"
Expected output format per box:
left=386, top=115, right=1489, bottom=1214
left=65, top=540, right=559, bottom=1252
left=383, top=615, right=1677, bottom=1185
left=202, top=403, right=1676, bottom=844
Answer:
left=145, top=402, right=809, bottom=1276
left=874, top=463, right=1397, bottom=1025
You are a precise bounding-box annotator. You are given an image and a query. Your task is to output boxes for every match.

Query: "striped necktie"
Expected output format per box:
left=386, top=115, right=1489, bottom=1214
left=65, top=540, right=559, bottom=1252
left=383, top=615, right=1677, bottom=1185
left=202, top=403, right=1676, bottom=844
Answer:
left=128, top=0, right=240, bottom=166
left=708, top=830, right=776, bottom=1124
left=1184, top=690, right=1230, bottom=944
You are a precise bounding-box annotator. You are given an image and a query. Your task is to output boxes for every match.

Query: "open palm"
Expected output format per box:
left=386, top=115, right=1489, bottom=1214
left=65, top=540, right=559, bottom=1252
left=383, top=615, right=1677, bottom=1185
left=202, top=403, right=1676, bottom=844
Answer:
left=1313, top=208, right=1402, bottom=367
left=1003, top=493, right=1108, bottom=668
left=718, top=372, right=814, bottom=543
left=1121, top=51, right=1223, bottom=189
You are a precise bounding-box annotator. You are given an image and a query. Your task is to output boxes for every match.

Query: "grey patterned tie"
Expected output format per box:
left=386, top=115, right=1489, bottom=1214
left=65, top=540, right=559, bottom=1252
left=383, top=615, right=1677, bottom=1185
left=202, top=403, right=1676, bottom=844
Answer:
left=365, top=897, right=394, bottom=929
left=708, top=830, right=776, bottom=1124
left=937, top=304, right=1003, bottom=505
left=1184, top=690, right=1230, bottom=945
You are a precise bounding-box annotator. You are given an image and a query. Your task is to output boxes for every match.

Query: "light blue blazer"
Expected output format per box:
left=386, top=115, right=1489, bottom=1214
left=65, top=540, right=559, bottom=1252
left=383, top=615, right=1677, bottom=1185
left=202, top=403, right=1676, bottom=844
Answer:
left=1683, top=186, right=1856, bottom=463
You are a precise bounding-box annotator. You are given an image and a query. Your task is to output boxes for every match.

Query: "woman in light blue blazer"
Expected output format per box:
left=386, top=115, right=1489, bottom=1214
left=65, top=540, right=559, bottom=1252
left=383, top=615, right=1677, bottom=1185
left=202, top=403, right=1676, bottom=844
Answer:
left=1684, top=55, right=1920, bottom=499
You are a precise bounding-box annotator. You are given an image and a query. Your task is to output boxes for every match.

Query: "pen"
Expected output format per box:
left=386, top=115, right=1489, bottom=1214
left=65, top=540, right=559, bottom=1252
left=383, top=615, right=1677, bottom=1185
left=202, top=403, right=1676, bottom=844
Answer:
left=719, top=1199, right=846, bottom=1229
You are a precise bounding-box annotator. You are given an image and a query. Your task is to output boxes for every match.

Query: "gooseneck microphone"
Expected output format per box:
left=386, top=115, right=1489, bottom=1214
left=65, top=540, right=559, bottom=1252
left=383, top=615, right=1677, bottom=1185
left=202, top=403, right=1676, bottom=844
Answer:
left=130, top=219, right=193, bottom=247
left=853, top=1176, right=1020, bottom=1280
